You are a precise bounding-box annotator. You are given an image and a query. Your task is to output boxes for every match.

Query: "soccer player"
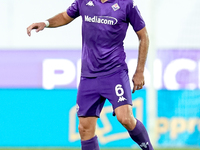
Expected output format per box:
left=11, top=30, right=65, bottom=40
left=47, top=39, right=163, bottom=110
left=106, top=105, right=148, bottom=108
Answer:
left=27, top=0, right=154, bottom=149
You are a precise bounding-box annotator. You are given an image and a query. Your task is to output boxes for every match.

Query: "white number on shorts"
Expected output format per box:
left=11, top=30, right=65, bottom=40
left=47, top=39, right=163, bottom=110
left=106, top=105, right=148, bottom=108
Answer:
left=115, top=84, right=124, bottom=97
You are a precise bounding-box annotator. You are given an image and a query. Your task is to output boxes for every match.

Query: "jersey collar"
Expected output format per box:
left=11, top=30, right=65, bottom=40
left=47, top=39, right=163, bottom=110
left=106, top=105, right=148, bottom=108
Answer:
left=107, top=0, right=115, bottom=2
left=101, top=0, right=115, bottom=3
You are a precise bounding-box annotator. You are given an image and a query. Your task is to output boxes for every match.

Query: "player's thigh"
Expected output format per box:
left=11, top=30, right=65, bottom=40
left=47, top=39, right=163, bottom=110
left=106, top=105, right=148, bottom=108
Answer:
left=115, top=104, right=135, bottom=120
left=77, top=76, right=106, bottom=117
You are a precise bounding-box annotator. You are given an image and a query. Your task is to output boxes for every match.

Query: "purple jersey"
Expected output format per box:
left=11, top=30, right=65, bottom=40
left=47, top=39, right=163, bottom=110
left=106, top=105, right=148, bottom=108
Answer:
left=67, top=0, right=145, bottom=77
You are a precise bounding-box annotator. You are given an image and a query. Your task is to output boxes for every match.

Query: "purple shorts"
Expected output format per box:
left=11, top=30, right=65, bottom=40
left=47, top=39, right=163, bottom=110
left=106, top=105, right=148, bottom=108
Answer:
left=76, top=69, right=132, bottom=117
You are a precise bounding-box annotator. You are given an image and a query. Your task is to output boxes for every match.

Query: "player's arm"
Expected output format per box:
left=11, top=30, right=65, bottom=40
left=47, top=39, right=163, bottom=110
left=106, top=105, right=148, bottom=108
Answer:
left=27, top=11, right=74, bottom=36
left=132, top=27, right=149, bottom=93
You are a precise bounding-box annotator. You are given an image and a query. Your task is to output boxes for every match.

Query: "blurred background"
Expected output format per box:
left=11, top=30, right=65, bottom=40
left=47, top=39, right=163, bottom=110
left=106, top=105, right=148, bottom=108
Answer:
left=0, top=0, right=200, bottom=149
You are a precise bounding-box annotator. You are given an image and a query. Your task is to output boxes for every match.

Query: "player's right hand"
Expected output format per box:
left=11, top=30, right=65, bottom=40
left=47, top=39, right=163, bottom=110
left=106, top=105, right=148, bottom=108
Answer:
left=27, top=22, right=46, bottom=36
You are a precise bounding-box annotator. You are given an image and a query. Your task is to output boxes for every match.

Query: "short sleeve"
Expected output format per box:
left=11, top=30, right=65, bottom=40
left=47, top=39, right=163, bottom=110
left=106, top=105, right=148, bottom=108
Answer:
left=67, top=0, right=80, bottom=18
left=126, top=1, right=145, bottom=32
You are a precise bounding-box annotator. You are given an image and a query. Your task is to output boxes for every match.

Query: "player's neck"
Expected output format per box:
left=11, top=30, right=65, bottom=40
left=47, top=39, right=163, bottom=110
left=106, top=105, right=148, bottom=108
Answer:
left=101, top=0, right=108, bottom=3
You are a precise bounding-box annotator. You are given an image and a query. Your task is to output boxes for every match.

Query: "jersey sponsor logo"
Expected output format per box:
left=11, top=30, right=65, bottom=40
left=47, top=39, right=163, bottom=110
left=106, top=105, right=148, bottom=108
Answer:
left=112, top=3, right=120, bottom=11
left=140, top=142, right=149, bottom=148
left=86, top=1, right=94, bottom=6
left=84, top=15, right=118, bottom=25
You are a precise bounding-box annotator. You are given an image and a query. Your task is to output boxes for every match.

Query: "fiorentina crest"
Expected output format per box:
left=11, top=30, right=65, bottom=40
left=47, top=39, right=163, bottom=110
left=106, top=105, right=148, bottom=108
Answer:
left=112, top=3, right=120, bottom=11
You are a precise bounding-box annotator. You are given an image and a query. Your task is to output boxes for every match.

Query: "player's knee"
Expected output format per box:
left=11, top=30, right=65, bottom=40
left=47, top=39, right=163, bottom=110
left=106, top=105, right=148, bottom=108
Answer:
left=118, top=116, right=130, bottom=125
left=117, top=115, right=136, bottom=130
left=78, top=123, right=93, bottom=134
left=78, top=123, right=87, bottom=134
left=78, top=123, right=96, bottom=141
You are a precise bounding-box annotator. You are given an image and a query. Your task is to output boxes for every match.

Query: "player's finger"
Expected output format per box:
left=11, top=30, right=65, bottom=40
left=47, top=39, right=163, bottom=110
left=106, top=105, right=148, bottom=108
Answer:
left=27, top=24, right=36, bottom=36
left=27, top=27, right=32, bottom=36
left=35, top=25, right=41, bottom=32
left=132, top=84, right=137, bottom=93
left=36, top=27, right=41, bottom=32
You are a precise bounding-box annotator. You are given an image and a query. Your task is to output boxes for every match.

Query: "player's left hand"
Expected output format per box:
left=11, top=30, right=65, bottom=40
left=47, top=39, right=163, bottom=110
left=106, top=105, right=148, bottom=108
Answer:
left=132, top=71, right=145, bottom=93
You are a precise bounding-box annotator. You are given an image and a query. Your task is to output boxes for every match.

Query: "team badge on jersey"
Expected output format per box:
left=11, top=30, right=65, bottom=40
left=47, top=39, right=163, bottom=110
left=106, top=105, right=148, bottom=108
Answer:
left=112, top=3, right=120, bottom=11
left=76, top=104, right=79, bottom=112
